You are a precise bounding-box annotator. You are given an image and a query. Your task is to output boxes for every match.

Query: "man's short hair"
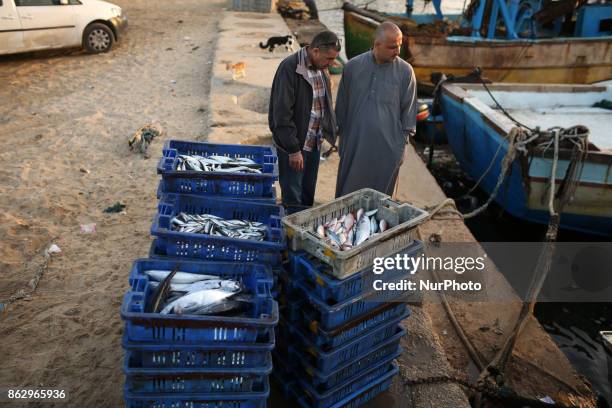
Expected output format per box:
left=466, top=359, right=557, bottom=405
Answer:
left=374, top=21, right=402, bottom=42
left=311, top=31, right=341, bottom=52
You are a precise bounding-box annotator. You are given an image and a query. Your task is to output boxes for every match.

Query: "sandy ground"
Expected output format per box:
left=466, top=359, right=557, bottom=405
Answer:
left=0, top=0, right=224, bottom=405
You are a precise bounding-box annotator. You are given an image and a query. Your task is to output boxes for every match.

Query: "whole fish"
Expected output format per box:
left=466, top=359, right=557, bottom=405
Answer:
left=327, top=229, right=342, bottom=247
left=177, top=154, right=262, bottom=173
left=208, top=155, right=232, bottom=164
left=379, top=219, right=388, bottom=232
left=344, top=213, right=355, bottom=231
left=160, top=289, right=237, bottom=315
left=146, top=270, right=218, bottom=284
left=214, top=166, right=260, bottom=174
left=354, top=216, right=371, bottom=246
left=152, top=279, right=242, bottom=294
left=356, top=208, right=364, bottom=221
left=370, top=217, right=378, bottom=234
left=180, top=279, right=242, bottom=294
left=346, top=227, right=355, bottom=246
left=171, top=212, right=267, bottom=241
left=333, top=224, right=344, bottom=235
left=326, top=218, right=338, bottom=230
left=147, top=264, right=179, bottom=313
left=182, top=294, right=253, bottom=316
left=365, top=209, right=378, bottom=217
left=313, top=208, right=390, bottom=251
left=316, top=224, right=326, bottom=238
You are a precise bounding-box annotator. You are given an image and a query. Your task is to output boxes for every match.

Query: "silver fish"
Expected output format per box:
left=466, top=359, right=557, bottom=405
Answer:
left=178, top=279, right=242, bottom=294
left=183, top=294, right=253, bottom=316
left=177, top=154, right=262, bottom=174
left=316, top=224, right=326, bottom=238
left=171, top=213, right=267, bottom=241
left=356, top=208, right=364, bottom=221
left=346, top=227, right=355, bottom=245
left=370, top=217, right=378, bottom=234
left=344, top=213, right=355, bottom=231
left=146, top=270, right=219, bottom=284
left=326, top=218, right=338, bottom=230
left=379, top=219, right=388, bottom=232
left=160, top=289, right=238, bottom=315
left=354, top=216, right=371, bottom=246
left=327, top=229, right=342, bottom=247
left=365, top=209, right=378, bottom=217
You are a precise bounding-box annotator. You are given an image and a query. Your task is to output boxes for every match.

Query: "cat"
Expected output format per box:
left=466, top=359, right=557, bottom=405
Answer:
left=225, top=61, right=246, bottom=80
left=259, top=35, right=295, bottom=52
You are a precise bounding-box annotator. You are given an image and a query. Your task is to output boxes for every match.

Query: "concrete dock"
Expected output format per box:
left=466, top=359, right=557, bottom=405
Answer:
left=207, top=9, right=596, bottom=407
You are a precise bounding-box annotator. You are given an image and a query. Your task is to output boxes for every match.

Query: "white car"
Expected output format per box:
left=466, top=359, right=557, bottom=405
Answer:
left=0, top=0, right=127, bottom=56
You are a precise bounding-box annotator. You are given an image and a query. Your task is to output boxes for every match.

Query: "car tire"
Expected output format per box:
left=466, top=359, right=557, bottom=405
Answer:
left=83, top=23, right=115, bottom=54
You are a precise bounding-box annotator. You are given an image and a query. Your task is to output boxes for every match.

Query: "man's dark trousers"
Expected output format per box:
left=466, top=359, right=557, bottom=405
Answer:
left=277, top=148, right=320, bottom=214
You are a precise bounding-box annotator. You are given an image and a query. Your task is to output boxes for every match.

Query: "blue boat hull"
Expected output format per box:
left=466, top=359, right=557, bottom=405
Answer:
left=441, top=89, right=612, bottom=237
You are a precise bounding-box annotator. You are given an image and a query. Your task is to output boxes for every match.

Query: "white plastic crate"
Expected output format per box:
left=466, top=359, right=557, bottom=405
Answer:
left=282, top=188, right=429, bottom=279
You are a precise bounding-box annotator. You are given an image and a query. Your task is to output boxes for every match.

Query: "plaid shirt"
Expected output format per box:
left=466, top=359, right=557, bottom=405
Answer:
left=301, top=49, right=326, bottom=152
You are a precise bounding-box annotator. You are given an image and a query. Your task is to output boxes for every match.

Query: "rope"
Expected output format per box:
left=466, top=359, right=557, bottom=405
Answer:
left=474, top=124, right=589, bottom=404
left=480, top=80, right=534, bottom=132
left=416, top=83, right=591, bottom=405
left=400, top=226, right=585, bottom=407
left=549, top=129, right=560, bottom=215
left=415, top=227, right=488, bottom=370
left=460, top=127, right=522, bottom=219
left=424, top=123, right=589, bottom=223
left=463, top=135, right=505, bottom=197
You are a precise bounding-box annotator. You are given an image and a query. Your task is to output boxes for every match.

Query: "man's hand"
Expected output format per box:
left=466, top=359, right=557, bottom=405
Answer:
left=289, top=151, right=304, bottom=172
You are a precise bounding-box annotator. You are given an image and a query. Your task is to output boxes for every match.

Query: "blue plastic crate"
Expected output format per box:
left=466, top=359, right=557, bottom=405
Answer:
left=292, top=301, right=408, bottom=349
left=124, top=352, right=272, bottom=394
left=291, top=240, right=424, bottom=303
left=289, top=330, right=404, bottom=390
left=151, top=194, right=286, bottom=264
left=122, top=331, right=274, bottom=369
left=294, top=278, right=411, bottom=330
left=124, top=380, right=269, bottom=408
left=273, top=352, right=398, bottom=408
left=146, top=242, right=285, bottom=290
left=284, top=310, right=408, bottom=373
left=121, top=274, right=278, bottom=342
left=128, top=258, right=274, bottom=294
left=157, top=140, right=278, bottom=199
left=157, top=182, right=278, bottom=204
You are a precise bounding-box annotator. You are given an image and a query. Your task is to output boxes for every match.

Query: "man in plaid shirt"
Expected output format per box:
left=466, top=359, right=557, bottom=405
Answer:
left=269, top=31, right=340, bottom=213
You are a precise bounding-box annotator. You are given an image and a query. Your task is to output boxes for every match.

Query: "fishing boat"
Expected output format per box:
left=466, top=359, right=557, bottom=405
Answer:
left=439, top=82, right=612, bottom=236
left=342, top=1, right=612, bottom=91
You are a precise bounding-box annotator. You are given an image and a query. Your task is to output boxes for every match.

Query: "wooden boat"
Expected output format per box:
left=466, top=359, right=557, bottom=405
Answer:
left=440, top=82, right=612, bottom=236
left=342, top=2, right=612, bottom=91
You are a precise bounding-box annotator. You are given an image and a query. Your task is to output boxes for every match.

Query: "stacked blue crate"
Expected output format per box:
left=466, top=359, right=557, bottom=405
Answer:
left=119, top=141, right=284, bottom=407
left=157, top=140, right=278, bottom=203
left=274, top=240, right=424, bottom=408
left=121, top=259, right=278, bottom=407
